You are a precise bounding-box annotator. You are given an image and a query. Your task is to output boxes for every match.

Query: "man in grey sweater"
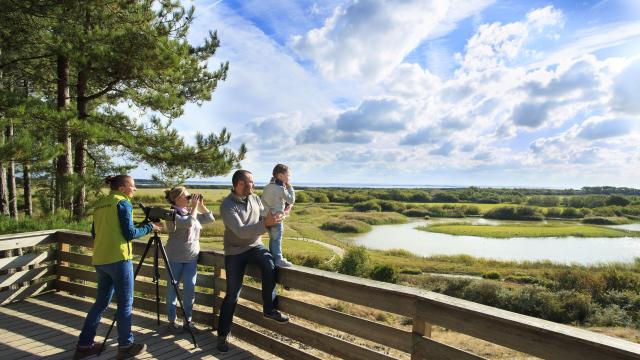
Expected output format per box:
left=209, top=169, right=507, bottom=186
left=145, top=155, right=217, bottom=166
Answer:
left=217, top=170, right=289, bottom=352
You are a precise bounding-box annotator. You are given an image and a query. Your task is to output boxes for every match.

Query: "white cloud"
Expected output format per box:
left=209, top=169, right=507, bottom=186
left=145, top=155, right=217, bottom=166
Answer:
left=611, top=58, right=640, bottom=114
left=577, top=117, right=637, bottom=140
left=291, top=0, right=449, bottom=81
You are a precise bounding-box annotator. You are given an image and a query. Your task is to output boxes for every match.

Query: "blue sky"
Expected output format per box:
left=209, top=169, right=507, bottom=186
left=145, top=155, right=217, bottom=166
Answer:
left=132, top=0, right=640, bottom=188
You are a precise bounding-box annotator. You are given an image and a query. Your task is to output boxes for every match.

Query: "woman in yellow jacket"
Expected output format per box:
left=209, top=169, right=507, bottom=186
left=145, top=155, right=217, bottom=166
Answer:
left=74, top=175, right=161, bottom=360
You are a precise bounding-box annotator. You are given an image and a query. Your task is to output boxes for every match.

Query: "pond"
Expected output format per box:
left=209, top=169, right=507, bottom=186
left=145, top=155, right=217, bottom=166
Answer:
left=350, top=218, right=640, bottom=265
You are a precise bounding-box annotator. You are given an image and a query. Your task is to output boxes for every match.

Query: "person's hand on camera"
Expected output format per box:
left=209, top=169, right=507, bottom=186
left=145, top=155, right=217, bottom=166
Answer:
left=152, top=221, right=163, bottom=232
left=264, top=209, right=282, bottom=227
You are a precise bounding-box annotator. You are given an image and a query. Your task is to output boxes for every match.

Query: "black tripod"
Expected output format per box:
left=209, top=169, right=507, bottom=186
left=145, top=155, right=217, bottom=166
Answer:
left=99, top=230, right=198, bottom=354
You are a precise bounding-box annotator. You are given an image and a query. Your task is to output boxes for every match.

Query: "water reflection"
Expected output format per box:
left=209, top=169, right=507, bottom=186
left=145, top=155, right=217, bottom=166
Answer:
left=351, top=219, right=640, bottom=265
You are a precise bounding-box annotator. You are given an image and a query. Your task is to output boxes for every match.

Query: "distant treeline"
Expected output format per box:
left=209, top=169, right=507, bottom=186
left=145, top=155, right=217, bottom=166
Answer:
left=295, top=187, right=640, bottom=206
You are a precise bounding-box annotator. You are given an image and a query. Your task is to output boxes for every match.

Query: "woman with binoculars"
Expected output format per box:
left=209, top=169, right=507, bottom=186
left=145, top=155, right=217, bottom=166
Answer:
left=164, top=186, right=215, bottom=332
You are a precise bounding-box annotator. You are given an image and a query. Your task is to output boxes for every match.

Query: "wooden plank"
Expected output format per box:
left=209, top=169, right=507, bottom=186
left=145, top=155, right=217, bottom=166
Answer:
left=413, top=335, right=487, bottom=360
left=56, top=265, right=214, bottom=307
left=231, top=322, right=321, bottom=360
left=0, top=265, right=56, bottom=288
left=417, top=293, right=640, bottom=360
left=56, top=280, right=214, bottom=327
left=226, top=279, right=413, bottom=353
left=230, top=300, right=396, bottom=360
left=0, top=249, right=56, bottom=271
left=56, top=249, right=215, bottom=290
left=0, top=279, right=56, bottom=305
left=0, top=231, right=57, bottom=251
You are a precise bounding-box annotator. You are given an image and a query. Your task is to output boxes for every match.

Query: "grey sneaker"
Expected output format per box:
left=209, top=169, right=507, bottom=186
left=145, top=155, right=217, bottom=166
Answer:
left=167, top=321, right=182, bottom=333
left=216, top=336, right=229, bottom=352
left=116, top=343, right=147, bottom=360
left=263, top=310, right=289, bottom=323
left=274, top=257, right=293, bottom=268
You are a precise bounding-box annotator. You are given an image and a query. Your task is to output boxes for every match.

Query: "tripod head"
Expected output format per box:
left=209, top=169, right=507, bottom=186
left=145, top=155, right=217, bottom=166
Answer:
left=138, top=202, right=176, bottom=224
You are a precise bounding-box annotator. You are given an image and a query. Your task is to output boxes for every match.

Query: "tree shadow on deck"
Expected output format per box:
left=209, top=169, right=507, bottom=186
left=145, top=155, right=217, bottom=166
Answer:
left=0, top=292, right=268, bottom=359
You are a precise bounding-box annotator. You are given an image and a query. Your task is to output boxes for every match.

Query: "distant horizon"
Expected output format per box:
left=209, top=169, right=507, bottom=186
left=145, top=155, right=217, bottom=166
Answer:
left=133, top=178, right=639, bottom=191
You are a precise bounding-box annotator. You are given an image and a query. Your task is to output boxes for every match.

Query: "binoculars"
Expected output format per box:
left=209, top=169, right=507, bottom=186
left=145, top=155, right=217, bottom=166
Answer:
left=186, top=194, right=203, bottom=201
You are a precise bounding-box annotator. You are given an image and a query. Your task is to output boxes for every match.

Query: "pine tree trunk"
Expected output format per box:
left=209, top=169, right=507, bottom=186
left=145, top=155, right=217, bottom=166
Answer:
left=6, top=123, right=18, bottom=220
left=0, top=162, right=7, bottom=216
left=73, top=66, right=88, bottom=219
left=56, top=55, right=73, bottom=212
left=23, top=162, right=32, bottom=216
left=0, top=55, right=7, bottom=216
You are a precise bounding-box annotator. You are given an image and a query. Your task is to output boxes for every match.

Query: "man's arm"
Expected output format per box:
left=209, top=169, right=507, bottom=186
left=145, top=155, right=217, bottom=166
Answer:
left=220, top=202, right=266, bottom=241
left=117, top=200, right=153, bottom=241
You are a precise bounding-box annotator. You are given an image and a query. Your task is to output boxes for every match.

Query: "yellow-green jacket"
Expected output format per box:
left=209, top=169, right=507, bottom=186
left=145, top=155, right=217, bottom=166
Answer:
left=91, top=191, right=153, bottom=265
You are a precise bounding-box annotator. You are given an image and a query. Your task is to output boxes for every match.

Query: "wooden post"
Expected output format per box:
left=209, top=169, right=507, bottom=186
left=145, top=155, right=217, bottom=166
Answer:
left=411, top=316, right=432, bottom=360
left=212, top=266, right=221, bottom=330
left=58, top=240, right=70, bottom=288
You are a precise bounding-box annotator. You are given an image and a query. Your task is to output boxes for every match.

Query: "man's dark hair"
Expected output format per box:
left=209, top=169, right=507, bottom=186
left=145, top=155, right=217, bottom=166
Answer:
left=232, top=170, right=252, bottom=188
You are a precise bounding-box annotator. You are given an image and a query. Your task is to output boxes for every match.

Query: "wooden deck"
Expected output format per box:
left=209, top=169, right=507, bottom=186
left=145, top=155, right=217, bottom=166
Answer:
left=0, top=291, right=279, bottom=360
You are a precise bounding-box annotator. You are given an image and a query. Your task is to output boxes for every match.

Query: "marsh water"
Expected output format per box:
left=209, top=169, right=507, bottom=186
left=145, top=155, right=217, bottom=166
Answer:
left=351, top=218, right=640, bottom=265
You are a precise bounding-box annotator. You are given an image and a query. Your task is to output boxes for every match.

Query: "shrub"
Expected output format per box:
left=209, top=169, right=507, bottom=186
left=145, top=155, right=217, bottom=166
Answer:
left=409, top=192, right=431, bottom=202
left=400, top=268, right=422, bottom=275
left=296, top=192, right=311, bottom=203
left=343, top=212, right=407, bottom=225
left=606, top=195, right=631, bottom=207
left=482, top=271, right=501, bottom=280
left=315, top=194, right=330, bottom=203
left=546, top=207, right=563, bottom=218
left=353, top=200, right=382, bottom=212
left=378, top=200, right=406, bottom=213
left=402, top=209, right=431, bottom=217
left=432, top=192, right=459, bottom=203
left=461, top=281, right=502, bottom=307
left=338, top=247, right=370, bottom=277
left=370, top=264, right=399, bottom=283
left=587, top=304, right=633, bottom=327
left=560, top=207, right=582, bottom=218
left=582, top=216, right=616, bottom=225
left=301, top=255, right=324, bottom=268
left=320, top=220, right=371, bottom=233
left=484, top=206, right=543, bottom=221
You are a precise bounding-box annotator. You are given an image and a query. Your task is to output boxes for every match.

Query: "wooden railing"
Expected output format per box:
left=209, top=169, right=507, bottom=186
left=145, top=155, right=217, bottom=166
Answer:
left=1, top=230, right=640, bottom=359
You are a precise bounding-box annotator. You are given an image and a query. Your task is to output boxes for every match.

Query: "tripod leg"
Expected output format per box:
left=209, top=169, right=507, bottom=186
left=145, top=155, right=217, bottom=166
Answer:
left=158, top=241, right=198, bottom=348
left=154, top=239, right=161, bottom=325
left=99, top=237, right=154, bottom=355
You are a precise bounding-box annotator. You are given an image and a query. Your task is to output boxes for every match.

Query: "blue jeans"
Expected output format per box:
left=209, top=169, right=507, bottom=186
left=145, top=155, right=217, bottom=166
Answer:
left=267, top=222, right=284, bottom=260
left=217, top=245, right=277, bottom=337
left=166, top=259, right=197, bottom=323
left=78, top=260, right=134, bottom=347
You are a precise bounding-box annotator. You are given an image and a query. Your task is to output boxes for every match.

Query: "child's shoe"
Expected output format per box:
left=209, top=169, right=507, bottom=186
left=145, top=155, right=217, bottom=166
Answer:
left=275, top=257, right=293, bottom=268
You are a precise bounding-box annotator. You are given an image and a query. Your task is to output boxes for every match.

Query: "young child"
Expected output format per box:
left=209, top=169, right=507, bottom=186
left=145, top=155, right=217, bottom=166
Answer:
left=261, top=164, right=295, bottom=267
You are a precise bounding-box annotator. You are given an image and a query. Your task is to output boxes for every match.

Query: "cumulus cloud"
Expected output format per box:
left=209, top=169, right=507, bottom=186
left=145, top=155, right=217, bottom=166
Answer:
left=511, top=101, right=554, bottom=128
left=577, top=118, right=636, bottom=140
left=291, top=0, right=449, bottom=81
left=611, top=59, right=640, bottom=114
left=456, top=6, right=564, bottom=72
left=336, top=97, right=408, bottom=132
left=525, top=57, right=601, bottom=98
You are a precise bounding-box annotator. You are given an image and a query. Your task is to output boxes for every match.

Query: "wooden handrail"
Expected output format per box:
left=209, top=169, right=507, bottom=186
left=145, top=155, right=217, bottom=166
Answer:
left=2, top=229, right=640, bottom=359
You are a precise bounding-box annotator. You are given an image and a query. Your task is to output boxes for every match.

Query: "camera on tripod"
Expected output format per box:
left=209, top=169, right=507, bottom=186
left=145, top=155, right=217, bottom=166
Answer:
left=138, top=202, right=176, bottom=223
